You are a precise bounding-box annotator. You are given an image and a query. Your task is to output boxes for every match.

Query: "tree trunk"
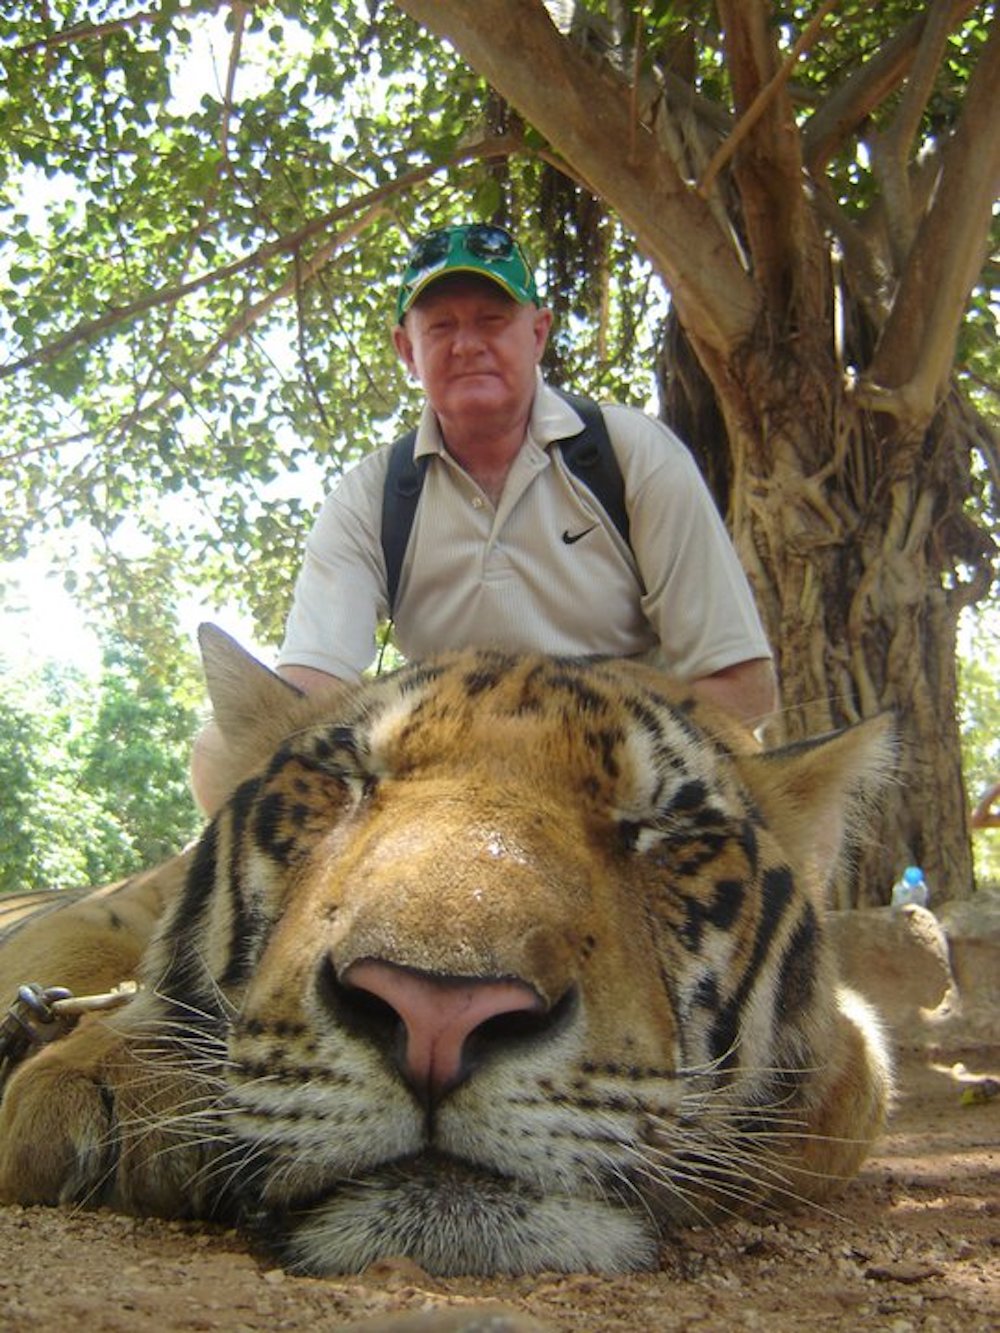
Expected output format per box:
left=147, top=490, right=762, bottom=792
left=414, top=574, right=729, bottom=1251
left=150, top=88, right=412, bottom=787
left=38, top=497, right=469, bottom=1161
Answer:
left=661, top=320, right=981, bottom=905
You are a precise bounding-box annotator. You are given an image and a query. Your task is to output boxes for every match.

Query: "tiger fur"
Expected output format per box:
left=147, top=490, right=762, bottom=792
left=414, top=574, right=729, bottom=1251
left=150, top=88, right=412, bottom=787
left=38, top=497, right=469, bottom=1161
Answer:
left=0, top=626, right=894, bottom=1276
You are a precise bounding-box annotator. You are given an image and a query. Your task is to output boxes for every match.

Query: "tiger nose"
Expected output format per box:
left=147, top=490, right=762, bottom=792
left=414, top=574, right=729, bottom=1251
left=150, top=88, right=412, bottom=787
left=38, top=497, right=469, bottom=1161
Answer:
left=342, top=960, right=543, bottom=1102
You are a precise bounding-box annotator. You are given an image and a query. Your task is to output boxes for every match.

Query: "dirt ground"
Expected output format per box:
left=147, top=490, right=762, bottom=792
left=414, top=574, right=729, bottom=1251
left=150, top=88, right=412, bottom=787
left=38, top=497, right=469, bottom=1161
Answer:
left=0, top=1047, right=996, bottom=1333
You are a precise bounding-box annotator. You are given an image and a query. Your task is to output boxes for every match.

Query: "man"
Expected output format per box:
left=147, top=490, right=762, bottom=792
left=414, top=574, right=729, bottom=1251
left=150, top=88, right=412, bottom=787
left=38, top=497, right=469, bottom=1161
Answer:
left=192, top=222, right=776, bottom=814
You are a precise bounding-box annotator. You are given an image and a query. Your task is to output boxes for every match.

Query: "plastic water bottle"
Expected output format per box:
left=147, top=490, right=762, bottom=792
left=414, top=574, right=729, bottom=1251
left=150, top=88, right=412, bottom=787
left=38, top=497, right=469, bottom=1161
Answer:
left=891, top=865, right=929, bottom=909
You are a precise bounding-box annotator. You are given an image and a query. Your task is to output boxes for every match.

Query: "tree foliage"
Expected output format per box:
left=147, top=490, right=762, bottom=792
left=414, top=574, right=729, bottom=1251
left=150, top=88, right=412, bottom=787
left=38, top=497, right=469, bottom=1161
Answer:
left=0, top=636, right=202, bottom=893
left=2, top=2, right=994, bottom=609
left=959, top=608, right=1000, bottom=884
left=0, top=1, right=668, bottom=643
left=1, top=2, right=997, bottom=900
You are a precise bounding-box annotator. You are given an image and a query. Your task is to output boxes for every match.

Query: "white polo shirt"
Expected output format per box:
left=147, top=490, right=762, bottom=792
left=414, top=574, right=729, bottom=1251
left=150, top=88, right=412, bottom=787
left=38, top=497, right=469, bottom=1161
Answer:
left=278, top=379, right=772, bottom=680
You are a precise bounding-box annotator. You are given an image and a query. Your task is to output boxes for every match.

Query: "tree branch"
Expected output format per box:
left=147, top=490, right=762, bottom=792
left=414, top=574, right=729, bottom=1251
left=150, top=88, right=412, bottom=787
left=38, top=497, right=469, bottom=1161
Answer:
left=0, top=204, right=383, bottom=477
left=111, top=205, right=385, bottom=445
left=393, top=0, right=760, bottom=357
left=0, top=135, right=525, bottom=382
left=218, top=1, right=247, bottom=173
left=134, top=6, right=245, bottom=398
left=713, top=0, right=816, bottom=325
left=9, top=1, right=225, bottom=58
left=869, top=0, right=959, bottom=265
left=802, top=0, right=978, bottom=171
left=698, top=0, right=837, bottom=198
left=293, top=249, right=336, bottom=438
left=856, top=12, right=1000, bottom=426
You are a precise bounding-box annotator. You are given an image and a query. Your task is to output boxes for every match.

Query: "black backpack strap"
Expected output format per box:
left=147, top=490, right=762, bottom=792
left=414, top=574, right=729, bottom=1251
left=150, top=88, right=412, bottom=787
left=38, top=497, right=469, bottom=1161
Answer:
left=553, top=389, right=630, bottom=548
left=380, top=429, right=428, bottom=615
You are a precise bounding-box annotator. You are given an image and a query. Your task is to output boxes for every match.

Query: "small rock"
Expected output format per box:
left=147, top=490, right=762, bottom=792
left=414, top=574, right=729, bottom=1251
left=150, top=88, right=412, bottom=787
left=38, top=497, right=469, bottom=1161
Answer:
left=864, top=1262, right=944, bottom=1284
left=826, top=905, right=954, bottom=1041
left=937, top=888, right=1000, bottom=1008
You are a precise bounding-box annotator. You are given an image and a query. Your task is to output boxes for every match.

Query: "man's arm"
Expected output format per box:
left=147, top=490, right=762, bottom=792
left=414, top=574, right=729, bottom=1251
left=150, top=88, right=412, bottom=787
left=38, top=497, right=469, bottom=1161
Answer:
left=278, top=663, right=346, bottom=695
left=189, top=664, right=344, bottom=818
left=688, top=657, right=779, bottom=735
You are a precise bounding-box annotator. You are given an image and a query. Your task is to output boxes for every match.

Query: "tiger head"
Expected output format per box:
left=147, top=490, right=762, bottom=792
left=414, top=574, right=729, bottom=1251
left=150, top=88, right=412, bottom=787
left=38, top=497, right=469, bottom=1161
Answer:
left=139, top=626, right=894, bottom=1276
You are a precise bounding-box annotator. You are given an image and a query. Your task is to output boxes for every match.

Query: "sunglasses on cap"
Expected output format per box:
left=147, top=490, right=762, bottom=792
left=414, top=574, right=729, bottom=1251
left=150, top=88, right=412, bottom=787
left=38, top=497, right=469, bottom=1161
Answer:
left=396, top=223, right=538, bottom=323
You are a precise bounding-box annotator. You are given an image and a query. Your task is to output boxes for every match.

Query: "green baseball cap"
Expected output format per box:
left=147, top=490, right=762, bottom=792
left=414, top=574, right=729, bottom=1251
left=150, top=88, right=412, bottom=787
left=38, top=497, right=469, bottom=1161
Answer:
left=396, top=222, right=538, bottom=323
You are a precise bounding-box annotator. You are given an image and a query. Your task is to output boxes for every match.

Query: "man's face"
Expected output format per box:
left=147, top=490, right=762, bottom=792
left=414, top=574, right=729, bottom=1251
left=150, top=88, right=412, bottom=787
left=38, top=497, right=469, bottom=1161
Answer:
left=393, top=276, right=553, bottom=434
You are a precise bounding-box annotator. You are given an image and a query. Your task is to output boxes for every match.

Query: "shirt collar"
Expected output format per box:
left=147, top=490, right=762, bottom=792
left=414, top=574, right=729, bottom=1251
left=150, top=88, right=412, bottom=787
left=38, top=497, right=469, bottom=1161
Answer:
left=413, top=371, right=585, bottom=460
left=528, top=371, right=587, bottom=447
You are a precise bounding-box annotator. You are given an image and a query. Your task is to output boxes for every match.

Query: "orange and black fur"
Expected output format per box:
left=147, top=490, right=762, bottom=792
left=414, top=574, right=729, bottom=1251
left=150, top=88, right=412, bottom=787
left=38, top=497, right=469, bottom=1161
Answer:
left=0, top=628, right=893, bottom=1275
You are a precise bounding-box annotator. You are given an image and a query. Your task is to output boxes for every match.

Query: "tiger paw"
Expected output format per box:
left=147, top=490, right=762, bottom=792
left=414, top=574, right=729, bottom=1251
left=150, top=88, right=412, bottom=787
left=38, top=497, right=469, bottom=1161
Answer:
left=0, top=1043, right=115, bottom=1205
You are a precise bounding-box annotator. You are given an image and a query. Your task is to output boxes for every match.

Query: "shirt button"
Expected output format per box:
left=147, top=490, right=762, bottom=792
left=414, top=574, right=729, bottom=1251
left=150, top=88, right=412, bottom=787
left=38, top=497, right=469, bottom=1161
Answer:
left=471, top=496, right=485, bottom=509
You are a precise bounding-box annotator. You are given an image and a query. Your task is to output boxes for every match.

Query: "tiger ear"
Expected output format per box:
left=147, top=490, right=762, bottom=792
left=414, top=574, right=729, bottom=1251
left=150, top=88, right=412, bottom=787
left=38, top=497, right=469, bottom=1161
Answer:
left=198, top=624, right=303, bottom=737
left=197, top=624, right=325, bottom=786
left=732, top=714, right=897, bottom=897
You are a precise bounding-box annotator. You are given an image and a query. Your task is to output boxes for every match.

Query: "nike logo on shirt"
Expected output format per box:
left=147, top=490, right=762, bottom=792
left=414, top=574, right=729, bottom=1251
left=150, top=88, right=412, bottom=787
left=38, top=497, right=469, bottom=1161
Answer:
left=562, top=525, right=598, bottom=545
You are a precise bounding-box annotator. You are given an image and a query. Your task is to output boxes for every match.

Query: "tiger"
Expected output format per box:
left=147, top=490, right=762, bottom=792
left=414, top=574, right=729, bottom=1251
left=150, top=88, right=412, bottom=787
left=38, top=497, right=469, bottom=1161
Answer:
left=0, top=625, right=893, bottom=1277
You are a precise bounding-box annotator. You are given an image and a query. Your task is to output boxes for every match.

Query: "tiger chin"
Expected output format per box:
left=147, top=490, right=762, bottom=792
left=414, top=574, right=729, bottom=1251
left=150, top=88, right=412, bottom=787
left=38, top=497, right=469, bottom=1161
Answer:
left=0, top=626, right=894, bottom=1277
